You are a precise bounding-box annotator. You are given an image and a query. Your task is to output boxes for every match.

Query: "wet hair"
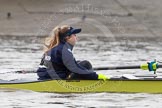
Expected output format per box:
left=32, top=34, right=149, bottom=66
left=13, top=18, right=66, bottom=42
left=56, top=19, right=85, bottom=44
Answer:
left=44, top=25, right=70, bottom=53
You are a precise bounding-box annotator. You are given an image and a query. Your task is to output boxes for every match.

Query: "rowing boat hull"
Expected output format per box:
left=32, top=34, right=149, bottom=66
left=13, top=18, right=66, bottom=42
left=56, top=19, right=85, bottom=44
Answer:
left=0, top=79, right=162, bottom=93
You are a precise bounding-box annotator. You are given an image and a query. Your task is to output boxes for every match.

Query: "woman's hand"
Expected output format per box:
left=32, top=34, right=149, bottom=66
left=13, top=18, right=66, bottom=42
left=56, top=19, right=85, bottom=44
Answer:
left=98, top=74, right=110, bottom=81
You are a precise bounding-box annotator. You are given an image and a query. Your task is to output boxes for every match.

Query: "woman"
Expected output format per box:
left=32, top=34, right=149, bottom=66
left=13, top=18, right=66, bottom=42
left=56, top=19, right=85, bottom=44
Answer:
left=37, top=25, right=108, bottom=80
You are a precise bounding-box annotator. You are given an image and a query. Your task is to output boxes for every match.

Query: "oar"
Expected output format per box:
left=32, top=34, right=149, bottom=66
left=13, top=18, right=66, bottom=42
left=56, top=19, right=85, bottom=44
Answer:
left=93, top=61, right=162, bottom=72
left=94, top=65, right=141, bottom=70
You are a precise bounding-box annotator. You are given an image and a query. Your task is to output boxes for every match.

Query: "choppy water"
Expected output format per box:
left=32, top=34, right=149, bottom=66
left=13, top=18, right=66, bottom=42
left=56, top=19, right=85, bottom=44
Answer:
left=0, top=36, right=162, bottom=108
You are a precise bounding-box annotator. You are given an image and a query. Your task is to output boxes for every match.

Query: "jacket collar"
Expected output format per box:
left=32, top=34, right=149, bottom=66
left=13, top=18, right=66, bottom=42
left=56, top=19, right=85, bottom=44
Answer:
left=61, top=41, right=74, bottom=50
left=66, top=42, right=74, bottom=50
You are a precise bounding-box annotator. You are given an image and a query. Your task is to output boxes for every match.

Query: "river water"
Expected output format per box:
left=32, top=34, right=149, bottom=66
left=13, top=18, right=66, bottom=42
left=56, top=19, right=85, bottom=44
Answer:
left=0, top=36, right=162, bottom=108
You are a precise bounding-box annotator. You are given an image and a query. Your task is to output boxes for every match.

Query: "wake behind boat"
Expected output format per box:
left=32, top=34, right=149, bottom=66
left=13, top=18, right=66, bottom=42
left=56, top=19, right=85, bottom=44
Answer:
left=0, top=74, right=162, bottom=94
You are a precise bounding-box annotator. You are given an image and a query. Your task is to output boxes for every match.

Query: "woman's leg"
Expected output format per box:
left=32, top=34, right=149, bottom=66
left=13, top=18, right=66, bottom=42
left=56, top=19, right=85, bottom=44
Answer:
left=66, top=60, right=93, bottom=80
left=77, top=60, right=93, bottom=70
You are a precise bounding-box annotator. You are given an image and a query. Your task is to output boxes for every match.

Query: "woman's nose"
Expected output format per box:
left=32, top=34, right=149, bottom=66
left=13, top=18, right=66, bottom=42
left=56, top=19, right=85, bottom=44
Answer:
left=76, top=36, right=79, bottom=41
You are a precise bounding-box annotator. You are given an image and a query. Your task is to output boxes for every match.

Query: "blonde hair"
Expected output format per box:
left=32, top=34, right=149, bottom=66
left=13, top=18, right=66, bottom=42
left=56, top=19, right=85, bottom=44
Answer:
left=44, top=25, right=70, bottom=53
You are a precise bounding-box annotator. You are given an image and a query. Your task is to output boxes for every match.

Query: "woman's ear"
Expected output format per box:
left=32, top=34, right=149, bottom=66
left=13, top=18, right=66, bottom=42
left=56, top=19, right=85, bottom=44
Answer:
left=65, top=36, right=71, bottom=40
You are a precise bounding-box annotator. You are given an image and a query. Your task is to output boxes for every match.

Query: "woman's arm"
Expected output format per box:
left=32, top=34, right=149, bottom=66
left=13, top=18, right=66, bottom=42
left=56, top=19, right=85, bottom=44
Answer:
left=62, top=44, right=98, bottom=79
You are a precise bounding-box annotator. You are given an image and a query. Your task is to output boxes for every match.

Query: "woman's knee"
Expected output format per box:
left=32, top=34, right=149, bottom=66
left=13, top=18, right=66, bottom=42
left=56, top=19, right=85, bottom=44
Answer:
left=78, top=60, right=93, bottom=70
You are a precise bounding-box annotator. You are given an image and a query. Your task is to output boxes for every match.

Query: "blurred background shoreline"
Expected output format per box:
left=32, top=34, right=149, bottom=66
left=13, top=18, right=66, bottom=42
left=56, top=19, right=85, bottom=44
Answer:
left=0, top=0, right=162, bottom=39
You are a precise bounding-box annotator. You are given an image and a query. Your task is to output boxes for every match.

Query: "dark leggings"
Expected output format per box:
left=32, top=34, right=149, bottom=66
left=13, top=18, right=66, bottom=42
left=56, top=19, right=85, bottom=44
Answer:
left=66, top=60, right=93, bottom=79
left=77, top=60, right=93, bottom=70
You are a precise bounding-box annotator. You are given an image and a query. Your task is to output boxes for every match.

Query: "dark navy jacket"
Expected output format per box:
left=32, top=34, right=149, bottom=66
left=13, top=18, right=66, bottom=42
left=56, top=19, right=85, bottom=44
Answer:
left=37, top=42, right=98, bottom=80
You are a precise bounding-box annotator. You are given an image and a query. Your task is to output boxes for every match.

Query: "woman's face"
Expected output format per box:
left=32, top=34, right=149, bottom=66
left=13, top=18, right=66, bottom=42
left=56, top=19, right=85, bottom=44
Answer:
left=66, top=34, right=78, bottom=46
